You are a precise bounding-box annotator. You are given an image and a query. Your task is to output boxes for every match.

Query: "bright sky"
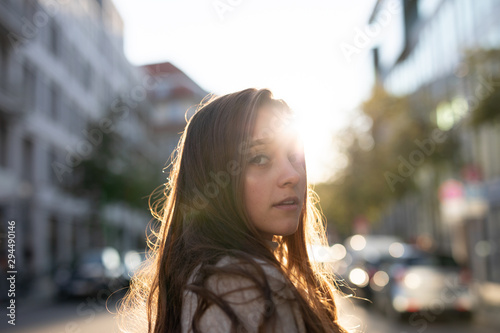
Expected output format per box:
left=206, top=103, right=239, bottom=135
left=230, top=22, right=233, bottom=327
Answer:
left=112, top=0, right=380, bottom=183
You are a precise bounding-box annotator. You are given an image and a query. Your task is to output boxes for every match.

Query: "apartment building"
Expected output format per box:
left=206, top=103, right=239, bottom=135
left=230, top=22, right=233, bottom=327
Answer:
left=0, top=0, right=157, bottom=298
left=369, top=0, right=500, bottom=326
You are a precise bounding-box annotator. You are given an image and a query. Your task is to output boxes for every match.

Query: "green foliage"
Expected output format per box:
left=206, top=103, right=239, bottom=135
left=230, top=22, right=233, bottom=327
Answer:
left=74, top=103, right=163, bottom=210
left=317, top=48, right=500, bottom=236
left=470, top=83, right=500, bottom=126
left=317, top=85, right=455, bottom=236
left=466, top=49, right=500, bottom=126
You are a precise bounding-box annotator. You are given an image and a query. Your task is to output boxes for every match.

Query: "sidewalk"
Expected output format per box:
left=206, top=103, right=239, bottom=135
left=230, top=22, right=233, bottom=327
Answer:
left=1, top=293, right=121, bottom=333
left=1, top=291, right=57, bottom=331
left=473, top=281, right=500, bottom=330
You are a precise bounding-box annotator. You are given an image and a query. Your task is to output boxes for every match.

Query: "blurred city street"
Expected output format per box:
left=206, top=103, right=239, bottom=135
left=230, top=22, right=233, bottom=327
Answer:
left=337, top=297, right=498, bottom=333
left=0, top=295, right=123, bottom=333
left=1, top=0, right=500, bottom=332
left=0, top=294, right=498, bottom=333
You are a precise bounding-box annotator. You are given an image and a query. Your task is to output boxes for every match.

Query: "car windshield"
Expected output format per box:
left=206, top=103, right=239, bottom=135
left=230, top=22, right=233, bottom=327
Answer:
left=405, top=255, right=458, bottom=267
left=80, top=252, right=102, bottom=264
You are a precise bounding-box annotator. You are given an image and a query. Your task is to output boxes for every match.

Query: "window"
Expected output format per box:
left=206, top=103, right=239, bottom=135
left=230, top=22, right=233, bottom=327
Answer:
left=49, top=20, right=61, bottom=57
left=64, top=45, right=76, bottom=77
left=0, top=46, right=8, bottom=90
left=23, top=62, right=37, bottom=111
left=51, top=145, right=78, bottom=189
left=73, top=53, right=84, bottom=87
left=81, top=61, right=92, bottom=91
left=49, top=148, right=58, bottom=185
left=49, top=216, right=59, bottom=275
left=23, top=63, right=37, bottom=111
left=60, top=95, right=71, bottom=129
left=22, top=137, right=33, bottom=182
left=39, top=78, right=51, bottom=116
left=0, top=117, right=7, bottom=167
left=49, top=82, right=59, bottom=120
left=77, top=108, right=87, bottom=135
left=69, top=102, right=79, bottom=134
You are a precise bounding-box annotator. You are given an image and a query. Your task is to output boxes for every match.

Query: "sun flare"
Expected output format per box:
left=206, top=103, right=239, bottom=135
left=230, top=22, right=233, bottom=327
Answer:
left=287, top=101, right=345, bottom=184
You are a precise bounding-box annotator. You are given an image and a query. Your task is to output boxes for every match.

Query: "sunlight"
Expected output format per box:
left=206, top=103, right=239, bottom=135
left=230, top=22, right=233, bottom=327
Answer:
left=112, top=0, right=376, bottom=184
left=301, top=117, right=337, bottom=184
left=278, top=93, right=350, bottom=184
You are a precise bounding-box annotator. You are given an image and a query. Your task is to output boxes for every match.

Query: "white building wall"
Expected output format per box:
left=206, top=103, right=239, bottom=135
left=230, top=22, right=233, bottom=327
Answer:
left=0, top=0, right=155, bottom=299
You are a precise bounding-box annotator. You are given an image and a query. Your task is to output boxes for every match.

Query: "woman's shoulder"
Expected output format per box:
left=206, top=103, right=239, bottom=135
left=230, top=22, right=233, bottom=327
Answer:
left=206, top=255, right=292, bottom=296
left=182, top=255, right=305, bottom=333
left=216, top=255, right=286, bottom=279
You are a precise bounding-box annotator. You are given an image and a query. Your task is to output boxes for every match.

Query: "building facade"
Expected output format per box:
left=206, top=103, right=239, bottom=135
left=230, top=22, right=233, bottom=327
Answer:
left=369, top=0, right=500, bottom=327
left=142, top=61, right=209, bottom=167
left=0, top=0, right=158, bottom=299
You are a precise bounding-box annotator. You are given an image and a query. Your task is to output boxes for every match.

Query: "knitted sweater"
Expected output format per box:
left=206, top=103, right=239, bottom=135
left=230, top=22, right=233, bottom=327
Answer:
left=181, top=256, right=307, bottom=333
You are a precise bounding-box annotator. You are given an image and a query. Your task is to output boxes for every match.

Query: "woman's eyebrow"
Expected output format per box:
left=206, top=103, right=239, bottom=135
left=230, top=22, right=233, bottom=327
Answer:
left=249, top=137, right=272, bottom=148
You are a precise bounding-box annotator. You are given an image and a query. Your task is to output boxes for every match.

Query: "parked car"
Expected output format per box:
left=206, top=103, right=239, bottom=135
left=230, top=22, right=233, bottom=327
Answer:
left=340, top=234, right=402, bottom=300
left=371, top=249, right=474, bottom=319
left=56, top=247, right=123, bottom=298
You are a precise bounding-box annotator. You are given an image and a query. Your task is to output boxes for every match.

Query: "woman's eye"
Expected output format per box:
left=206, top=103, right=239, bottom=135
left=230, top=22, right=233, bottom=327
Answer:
left=250, top=154, right=270, bottom=165
left=289, top=152, right=303, bottom=164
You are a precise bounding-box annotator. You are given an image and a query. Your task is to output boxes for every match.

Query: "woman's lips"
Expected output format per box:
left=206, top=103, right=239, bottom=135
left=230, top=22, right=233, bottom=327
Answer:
left=273, top=203, right=299, bottom=211
left=273, top=196, right=299, bottom=211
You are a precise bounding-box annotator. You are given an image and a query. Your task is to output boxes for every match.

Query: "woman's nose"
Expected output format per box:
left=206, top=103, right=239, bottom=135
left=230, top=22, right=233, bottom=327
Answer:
left=278, top=158, right=301, bottom=187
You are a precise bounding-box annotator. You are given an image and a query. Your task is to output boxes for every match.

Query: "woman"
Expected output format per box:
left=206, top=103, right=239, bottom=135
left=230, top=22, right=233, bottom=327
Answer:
left=119, top=88, right=347, bottom=333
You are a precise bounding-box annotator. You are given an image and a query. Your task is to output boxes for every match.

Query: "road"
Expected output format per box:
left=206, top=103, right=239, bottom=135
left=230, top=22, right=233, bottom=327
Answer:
left=0, top=292, right=124, bottom=333
left=337, top=297, right=498, bottom=333
left=1, top=294, right=498, bottom=333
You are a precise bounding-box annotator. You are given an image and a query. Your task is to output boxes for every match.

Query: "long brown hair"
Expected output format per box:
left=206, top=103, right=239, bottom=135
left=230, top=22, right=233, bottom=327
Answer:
left=118, top=88, right=346, bottom=332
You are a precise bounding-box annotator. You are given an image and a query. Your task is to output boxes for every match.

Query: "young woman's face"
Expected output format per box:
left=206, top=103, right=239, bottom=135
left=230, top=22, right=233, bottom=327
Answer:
left=243, top=106, right=307, bottom=241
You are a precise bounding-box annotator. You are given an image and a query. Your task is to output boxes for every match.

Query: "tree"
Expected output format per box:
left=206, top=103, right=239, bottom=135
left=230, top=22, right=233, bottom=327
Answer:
left=317, top=85, right=456, bottom=236
left=74, top=99, right=163, bottom=210
left=466, top=49, right=500, bottom=126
